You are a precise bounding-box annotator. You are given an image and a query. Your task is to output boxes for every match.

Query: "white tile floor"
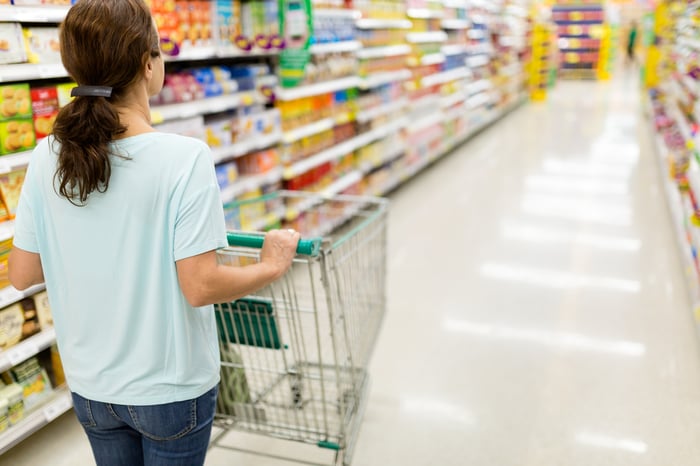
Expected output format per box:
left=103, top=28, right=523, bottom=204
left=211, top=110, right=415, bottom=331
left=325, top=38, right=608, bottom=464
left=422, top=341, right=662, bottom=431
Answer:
left=4, top=69, right=700, bottom=466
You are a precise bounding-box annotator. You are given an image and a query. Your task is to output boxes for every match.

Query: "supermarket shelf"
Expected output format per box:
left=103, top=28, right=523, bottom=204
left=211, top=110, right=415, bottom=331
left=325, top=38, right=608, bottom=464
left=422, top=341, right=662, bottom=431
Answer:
left=505, top=4, right=528, bottom=17
left=410, top=53, right=446, bottom=67
left=689, top=157, right=700, bottom=208
left=467, top=79, right=492, bottom=95
left=151, top=92, right=262, bottom=123
left=411, top=94, right=441, bottom=112
left=499, top=63, right=522, bottom=77
left=210, top=132, right=283, bottom=164
left=466, top=92, right=491, bottom=109
left=441, top=44, right=469, bottom=56
left=0, top=63, right=68, bottom=83
left=247, top=206, right=286, bottom=232
left=0, top=326, right=55, bottom=373
left=356, top=45, right=411, bottom=60
left=421, top=67, right=470, bottom=87
left=442, top=0, right=469, bottom=7
left=407, top=112, right=443, bottom=133
left=0, top=283, right=46, bottom=312
left=444, top=102, right=467, bottom=121
left=407, top=8, right=444, bottom=19
left=161, top=45, right=281, bottom=62
left=466, top=55, right=490, bottom=68
left=220, top=167, right=284, bottom=203
left=0, top=150, right=33, bottom=174
left=359, top=69, right=412, bottom=89
left=441, top=19, right=470, bottom=30
left=310, top=41, right=363, bottom=54
left=678, top=35, right=700, bottom=51
left=283, top=118, right=407, bottom=179
left=0, top=221, right=14, bottom=243
left=356, top=98, right=409, bottom=123
left=406, top=32, right=449, bottom=44
left=649, top=112, right=700, bottom=313
left=322, top=170, right=363, bottom=195
left=0, top=5, right=70, bottom=22
left=275, top=76, right=360, bottom=101
left=467, top=43, right=494, bottom=56
left=0, top=387, right=72, bottom=456
left=355, top=18, right=413, bottom=30
left=468, top=29, right=486, bottom=40
left=358, top=144, right=406, bottom=173
left=313, top=8, right=361, bottom=18
left=282, top=119, right=335, bottom=144
left=284, top=171, right=364, bottom=222
left=440, top=90, right=468, bottom=109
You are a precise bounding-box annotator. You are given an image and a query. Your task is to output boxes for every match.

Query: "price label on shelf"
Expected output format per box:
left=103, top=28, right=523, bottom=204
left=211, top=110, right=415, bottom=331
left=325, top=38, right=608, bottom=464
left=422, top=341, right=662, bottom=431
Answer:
left=38, top=65, right=60, bottom=79
left=6, top=341, right=39, bottom=366
left=44, top=395, right=73, bottom=422
left=0, top=287, right=23, bottom=309
left=241, top=93, right=255, bottom=106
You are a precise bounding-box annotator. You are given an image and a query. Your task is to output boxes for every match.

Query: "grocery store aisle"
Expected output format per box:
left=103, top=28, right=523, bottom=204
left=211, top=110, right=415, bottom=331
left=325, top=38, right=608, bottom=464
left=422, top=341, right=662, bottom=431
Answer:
left=5, top=71, right=700, bottom=466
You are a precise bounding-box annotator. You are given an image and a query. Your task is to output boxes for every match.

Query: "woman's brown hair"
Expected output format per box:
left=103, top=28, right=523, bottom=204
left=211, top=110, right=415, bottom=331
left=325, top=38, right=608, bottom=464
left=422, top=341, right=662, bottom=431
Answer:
left=52, top=0, right=160, bottom=205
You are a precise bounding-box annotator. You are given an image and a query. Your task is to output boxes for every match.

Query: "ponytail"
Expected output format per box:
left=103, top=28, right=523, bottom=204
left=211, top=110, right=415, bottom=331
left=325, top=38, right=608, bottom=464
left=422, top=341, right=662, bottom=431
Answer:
left=51, top=0, right=159, bottom=205
left=51, top=95, right=126, bottom=206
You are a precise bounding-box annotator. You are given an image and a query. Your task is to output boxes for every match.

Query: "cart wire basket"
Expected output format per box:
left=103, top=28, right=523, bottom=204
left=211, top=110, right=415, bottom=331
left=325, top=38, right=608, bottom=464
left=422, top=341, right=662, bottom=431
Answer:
left=211, top=190, right=388, bottom=466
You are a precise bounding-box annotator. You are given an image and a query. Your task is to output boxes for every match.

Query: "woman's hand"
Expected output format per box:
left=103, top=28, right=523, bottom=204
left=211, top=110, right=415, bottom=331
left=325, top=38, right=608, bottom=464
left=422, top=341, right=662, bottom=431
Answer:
left=260, top=229, right=300, bottom=278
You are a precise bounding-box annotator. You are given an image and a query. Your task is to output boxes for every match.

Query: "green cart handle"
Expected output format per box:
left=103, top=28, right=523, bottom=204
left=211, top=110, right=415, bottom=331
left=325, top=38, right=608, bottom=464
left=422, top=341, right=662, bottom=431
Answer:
left=227, top=232, right=322, bottom=257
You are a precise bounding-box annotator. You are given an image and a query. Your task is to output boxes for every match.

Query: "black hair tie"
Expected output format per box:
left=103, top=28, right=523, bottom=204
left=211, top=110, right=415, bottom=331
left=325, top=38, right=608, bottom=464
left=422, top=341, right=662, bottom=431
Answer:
left=70, top=86, right=113, bottom=98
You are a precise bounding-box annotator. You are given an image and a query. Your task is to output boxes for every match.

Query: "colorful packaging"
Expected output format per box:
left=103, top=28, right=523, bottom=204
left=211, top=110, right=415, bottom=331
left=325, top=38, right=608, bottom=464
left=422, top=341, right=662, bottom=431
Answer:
left=22, top=27, right=61, bottom=64
left=0, top=23, right=27, bottom=65
left=10, top=358, right=54, bottom=411
left=0, top=84, right=32, bottom=121
left=0, top=119, right=35, bottom=155
left=0, top=397, right=8, bottom=433
left=19, top=297, right=40, bottom=340
left=0, top=383, right=24, bottom=426
left=50, top=345, right=65, bottom=387
left=0, top=238, right=11, bottom=287
left=216, top=160, right=238, bottom=189
left=56, top=82, right=77, bottom=108
left=31, top=87, right=59, bottom=139
left=205, top=115, right=233, bottom=148
left=33, top=291, right=53, bottom=330
left=0, top=304, right=24, bottom=349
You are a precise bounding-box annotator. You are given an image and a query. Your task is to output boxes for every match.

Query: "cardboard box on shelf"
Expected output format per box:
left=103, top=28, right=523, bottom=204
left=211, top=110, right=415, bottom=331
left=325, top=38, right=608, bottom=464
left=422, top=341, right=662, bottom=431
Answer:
left=0, top=23, right=27, bottom=65
left=31, top=87, right=59, bottom=139
left=56, top=82, right=77, bottom=108
left=0, top=84, right=32, bottom=121
left=0, top=119, right=35, bottom=155
left=22, top=27, right=61, bottom=64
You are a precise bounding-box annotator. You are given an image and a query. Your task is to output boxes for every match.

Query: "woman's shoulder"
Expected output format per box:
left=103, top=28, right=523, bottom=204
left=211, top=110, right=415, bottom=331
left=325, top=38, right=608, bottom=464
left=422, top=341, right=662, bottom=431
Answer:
left=145, top=132, right=210, bottom=152
left=114, top=132, right=211, bottom=163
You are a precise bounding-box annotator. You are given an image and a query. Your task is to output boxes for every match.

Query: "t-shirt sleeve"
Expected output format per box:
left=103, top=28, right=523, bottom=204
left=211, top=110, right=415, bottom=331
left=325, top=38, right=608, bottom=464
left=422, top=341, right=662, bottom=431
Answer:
left=173, top=146, right=227, bottom=261
left=13, top=159, right=39, bottom=253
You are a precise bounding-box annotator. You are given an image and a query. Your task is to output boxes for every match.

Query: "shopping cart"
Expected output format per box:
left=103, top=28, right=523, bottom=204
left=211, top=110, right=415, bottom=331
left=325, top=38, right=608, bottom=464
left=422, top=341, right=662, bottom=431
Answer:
left=210, top=191, right=388, bottom=466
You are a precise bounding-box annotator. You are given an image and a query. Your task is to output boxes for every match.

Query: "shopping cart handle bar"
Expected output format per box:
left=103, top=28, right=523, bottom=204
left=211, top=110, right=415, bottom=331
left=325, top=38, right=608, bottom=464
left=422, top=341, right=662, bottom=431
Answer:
left=226, top=232, right=322, bottom=257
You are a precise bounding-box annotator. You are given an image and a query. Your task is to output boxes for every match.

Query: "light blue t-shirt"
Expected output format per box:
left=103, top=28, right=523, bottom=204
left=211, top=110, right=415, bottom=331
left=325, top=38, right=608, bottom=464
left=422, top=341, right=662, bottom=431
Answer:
left=13, top=133, right=227, bottom=405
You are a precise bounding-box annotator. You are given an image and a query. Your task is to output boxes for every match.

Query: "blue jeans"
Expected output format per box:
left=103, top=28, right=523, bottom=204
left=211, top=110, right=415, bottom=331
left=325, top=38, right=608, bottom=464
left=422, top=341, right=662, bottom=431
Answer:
left=71, top=386, right=217, bottom=466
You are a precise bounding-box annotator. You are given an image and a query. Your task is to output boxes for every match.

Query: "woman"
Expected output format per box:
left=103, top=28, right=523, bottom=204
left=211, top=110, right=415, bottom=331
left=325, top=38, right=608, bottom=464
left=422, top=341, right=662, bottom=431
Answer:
left=8, top=1, right=299, bottom=465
